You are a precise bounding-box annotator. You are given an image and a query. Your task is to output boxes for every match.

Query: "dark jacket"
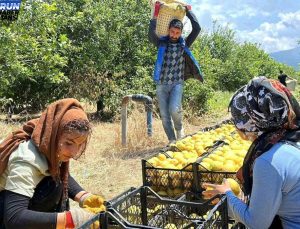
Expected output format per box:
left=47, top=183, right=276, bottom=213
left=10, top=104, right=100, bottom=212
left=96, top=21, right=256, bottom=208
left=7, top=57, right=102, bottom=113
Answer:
left=148, top=10, right=203, bottom=83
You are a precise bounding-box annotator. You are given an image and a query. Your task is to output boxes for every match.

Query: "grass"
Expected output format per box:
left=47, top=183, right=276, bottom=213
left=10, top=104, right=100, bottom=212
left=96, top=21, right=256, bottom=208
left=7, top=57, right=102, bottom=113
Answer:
left=2, top=85, right=298, bottom=201
left=0, top=98, right=230, bottom=201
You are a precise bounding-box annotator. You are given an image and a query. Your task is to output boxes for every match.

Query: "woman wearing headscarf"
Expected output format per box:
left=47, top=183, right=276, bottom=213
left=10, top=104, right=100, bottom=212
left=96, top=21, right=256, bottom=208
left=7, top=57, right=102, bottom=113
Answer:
left=0, top=98, right=105, bottom=229
left=202, top=76, right=300, bottom=228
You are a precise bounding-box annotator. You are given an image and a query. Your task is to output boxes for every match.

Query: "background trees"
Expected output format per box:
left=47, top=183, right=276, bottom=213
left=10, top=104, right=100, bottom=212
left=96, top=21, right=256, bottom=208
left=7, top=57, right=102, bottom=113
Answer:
left=0, top=0, right=298, bottom=118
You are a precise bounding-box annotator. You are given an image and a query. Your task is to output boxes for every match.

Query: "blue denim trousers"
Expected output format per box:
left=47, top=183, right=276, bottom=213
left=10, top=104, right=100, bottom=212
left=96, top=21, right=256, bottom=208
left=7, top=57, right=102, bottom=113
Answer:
left=156, top=82, right=183, bottom=141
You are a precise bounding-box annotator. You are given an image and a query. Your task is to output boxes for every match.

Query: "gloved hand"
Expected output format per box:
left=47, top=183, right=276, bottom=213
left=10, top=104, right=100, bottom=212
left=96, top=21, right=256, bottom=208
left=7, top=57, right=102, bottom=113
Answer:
left=185, top=5, right=192, bottom=11
left=66, top=208, right=99, bottom=229
left=153, top=1, right=163, bottom=18
left=80, top=193, right=106, bottom=214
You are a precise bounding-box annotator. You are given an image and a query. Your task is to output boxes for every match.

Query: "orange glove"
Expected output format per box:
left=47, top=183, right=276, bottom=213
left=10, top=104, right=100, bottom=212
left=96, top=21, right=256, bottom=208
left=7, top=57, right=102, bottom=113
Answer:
left=80, top=193, right=106, bottom=214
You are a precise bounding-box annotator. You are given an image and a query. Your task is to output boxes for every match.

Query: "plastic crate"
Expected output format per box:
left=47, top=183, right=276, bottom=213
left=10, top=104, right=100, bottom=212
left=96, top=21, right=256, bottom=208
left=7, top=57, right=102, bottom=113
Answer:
left=143, top=144, right=245, bottom=199
left=78, top=213, right=101, bottom=229
left=142, top=156, right=197, bottom=198
left=142, top=140, right=224, bottom=198
left=101, top=186, right=228, bottom=229
left=196, top=167, right=238, bottom=188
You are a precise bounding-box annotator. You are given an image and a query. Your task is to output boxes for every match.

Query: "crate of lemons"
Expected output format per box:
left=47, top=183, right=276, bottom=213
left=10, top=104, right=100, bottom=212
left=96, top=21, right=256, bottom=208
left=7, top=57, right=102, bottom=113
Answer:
left=143, top=123, right=252, bottom=198
left=103, top=186, right=227, bottom=229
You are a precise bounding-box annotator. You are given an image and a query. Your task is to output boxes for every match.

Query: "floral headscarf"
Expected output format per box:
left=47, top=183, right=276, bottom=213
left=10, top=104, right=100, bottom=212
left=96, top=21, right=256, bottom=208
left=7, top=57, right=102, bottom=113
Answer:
left=229, top=76, right=300, bottom=195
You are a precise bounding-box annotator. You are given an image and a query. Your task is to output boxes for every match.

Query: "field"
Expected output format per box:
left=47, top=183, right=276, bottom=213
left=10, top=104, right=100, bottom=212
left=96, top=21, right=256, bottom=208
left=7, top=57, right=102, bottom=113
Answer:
left=1, top=87, right=298, bottom=202
left=0, top=91, right=232, bottom=201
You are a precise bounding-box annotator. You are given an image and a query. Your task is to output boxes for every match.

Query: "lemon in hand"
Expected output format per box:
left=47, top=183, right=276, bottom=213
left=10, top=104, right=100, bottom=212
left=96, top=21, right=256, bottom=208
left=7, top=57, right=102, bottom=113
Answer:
left=226, top=178, right=241, bottom=196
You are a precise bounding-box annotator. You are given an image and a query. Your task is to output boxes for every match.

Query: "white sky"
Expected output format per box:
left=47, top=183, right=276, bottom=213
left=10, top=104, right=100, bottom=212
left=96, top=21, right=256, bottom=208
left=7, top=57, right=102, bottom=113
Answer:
left=185, top=0, right=300, bottom=53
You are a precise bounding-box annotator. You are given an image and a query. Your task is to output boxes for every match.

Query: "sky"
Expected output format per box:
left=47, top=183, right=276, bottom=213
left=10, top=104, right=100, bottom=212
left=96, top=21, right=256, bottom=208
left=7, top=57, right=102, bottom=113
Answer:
left=184, top=0, right=300, bottom=53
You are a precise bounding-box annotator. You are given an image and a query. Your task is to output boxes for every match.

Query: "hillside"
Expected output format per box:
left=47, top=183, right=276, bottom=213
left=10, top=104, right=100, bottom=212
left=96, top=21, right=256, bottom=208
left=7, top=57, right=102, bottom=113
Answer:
left=270, top=47, right=300, bottom=70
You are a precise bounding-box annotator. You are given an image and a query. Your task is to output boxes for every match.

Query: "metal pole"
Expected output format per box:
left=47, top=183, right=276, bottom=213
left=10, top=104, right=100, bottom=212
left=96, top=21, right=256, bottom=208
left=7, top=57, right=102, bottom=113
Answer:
left=121, top=94, right=153, bottom=146
left=121, top=95, right=131, bottom=146
left=146, top=100, right=153, bottom=137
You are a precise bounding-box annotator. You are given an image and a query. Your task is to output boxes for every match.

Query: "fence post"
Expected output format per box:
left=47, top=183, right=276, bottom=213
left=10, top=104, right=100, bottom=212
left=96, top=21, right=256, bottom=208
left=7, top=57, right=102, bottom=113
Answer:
left=121, top=94, right=153, bottom=146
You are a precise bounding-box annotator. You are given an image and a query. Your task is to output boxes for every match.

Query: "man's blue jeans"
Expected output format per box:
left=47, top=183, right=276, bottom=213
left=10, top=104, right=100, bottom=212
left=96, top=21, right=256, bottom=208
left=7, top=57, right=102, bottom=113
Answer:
left=156, top=83, right=183, bottom=141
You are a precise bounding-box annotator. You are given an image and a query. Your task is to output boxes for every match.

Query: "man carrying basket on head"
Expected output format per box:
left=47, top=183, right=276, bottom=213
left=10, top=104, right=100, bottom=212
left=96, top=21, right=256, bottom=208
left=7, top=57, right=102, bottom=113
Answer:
left=148, top=1, right=203, bottom=144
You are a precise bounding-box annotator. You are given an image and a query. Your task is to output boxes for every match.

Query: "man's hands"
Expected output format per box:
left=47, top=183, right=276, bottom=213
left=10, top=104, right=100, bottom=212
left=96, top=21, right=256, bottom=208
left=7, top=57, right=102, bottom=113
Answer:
left=185, top=5, right=192, bottom=11
left=153, top=1, right=162, bottom=18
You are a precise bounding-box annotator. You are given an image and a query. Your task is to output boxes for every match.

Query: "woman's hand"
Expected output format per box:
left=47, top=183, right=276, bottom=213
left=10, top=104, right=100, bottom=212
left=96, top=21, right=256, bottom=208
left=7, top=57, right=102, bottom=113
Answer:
left=202, top=179, right=232, bottom=199
left=56, top=209, right=97, bottom=229
left=80, top=193, right=106, bottom=214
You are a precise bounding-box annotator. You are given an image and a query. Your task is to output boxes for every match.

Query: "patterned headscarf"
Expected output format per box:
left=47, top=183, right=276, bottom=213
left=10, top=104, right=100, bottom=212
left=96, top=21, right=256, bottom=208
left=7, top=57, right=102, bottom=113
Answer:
left=230, top=76, right=300, bottom=135
left=229, top=76, right=300, bottom=195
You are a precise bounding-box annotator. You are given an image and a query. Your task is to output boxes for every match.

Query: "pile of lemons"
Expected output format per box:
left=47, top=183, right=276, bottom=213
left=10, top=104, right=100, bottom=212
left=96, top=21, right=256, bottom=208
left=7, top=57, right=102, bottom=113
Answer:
left=145, top=123, right=252, bottom=197
left=199, top=132, right=252, bottom=172
left=175, top=123, right=236, bottom=156
left=146, top=123, right=252, bottom=172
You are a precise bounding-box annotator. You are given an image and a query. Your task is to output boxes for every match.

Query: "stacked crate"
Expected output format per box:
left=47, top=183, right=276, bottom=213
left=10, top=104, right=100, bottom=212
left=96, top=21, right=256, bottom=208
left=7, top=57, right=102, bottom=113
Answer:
left=79, top=186, right=228, bottom=229
left=79, top=120, right=251, bottom=228
left=142, top=120, right=251, bottom=198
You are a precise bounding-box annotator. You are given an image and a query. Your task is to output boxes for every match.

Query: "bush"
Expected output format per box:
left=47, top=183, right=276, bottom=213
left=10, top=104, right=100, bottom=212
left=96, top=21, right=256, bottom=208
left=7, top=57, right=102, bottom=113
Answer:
left=183, top=79, right=213, bottom=116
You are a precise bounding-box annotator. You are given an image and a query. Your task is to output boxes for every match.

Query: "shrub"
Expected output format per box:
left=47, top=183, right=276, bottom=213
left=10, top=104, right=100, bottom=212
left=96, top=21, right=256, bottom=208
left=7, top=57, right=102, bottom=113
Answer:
left=183, top=79, right=213, bottom=117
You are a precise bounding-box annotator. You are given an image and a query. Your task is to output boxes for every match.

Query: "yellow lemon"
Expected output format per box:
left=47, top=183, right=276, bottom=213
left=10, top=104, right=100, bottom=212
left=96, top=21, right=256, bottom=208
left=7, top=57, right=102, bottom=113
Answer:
left=226, top=178, right=241, bottom=196
left=157, top=153, right=167, bottom=161
left=211, top=161, right=223, bottom=171
left=199, top=162, right=212, bottom=171
left=222, top=163, right=236, bottom=172
left=202, top=157, right=213, bottom=164
left=165, top=223, right=177, bottom=229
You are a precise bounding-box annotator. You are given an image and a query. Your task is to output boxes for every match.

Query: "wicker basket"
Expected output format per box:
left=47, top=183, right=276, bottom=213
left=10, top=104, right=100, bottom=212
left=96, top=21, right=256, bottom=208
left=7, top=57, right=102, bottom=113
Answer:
left=153, top=0, right=186, bottom=37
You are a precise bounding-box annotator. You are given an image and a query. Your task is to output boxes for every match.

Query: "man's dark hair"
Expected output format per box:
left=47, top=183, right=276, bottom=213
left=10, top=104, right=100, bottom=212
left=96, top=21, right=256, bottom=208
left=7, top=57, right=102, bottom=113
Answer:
left=169, top=19, right=183, bottom=30
left=279, top=70, right=283, bottom=74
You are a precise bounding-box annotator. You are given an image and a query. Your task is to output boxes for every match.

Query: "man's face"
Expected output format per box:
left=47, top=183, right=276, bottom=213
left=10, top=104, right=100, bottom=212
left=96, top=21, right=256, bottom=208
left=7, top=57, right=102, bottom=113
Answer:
left=169, top=27, right=182, bottom=42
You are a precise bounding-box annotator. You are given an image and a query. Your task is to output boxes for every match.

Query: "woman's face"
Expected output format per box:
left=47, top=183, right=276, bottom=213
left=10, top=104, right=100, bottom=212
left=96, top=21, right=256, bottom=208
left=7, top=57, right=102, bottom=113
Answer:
left=57, top=131, right=89, bottom=162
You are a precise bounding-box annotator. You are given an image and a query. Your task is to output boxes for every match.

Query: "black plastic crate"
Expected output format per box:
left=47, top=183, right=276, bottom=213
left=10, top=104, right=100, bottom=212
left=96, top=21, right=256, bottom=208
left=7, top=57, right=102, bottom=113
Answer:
left=141, top=120, right=238, bottom=198
left=78, top=213, right=101, bottom=229
left=101, top=186, right=228, bottom=229
left=195, top=162, right=239, bottom=186
left=142, top=140, right=226, bottom=198
left=142, top=158, right=198, bottom=198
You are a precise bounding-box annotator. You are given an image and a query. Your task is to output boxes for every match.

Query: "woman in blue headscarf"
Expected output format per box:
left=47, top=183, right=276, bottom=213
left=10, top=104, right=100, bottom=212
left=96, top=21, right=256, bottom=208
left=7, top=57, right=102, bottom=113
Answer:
left=203, top=76, right=300, bottom=229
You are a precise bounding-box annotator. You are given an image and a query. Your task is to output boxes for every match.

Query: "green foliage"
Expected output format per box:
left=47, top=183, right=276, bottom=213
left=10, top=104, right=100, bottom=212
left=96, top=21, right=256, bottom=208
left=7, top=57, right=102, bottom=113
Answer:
left=0, top=1, right=71, bottom=111
left=59, top=0, right=156, bottom=118
left=0, top=0, right=155, bottom=116
left=0, top=1, right=298, bottom=119
left=183, top=79, right=213, bottom=116
left=207, top=90, right=233, bottom=119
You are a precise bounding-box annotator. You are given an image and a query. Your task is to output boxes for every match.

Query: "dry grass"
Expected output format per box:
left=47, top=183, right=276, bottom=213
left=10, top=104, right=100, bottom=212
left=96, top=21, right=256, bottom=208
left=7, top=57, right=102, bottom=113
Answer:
left=0, top=103, right=229, bottom=201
